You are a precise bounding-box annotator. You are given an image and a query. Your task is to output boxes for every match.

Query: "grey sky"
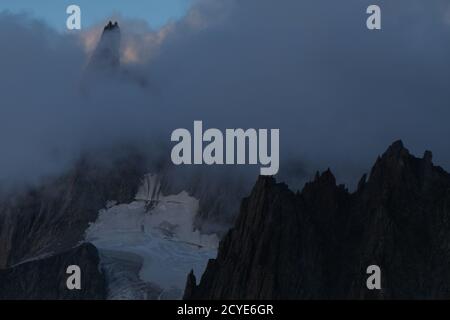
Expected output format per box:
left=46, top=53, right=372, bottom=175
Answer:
left=1, top=0, right=450, bottom=188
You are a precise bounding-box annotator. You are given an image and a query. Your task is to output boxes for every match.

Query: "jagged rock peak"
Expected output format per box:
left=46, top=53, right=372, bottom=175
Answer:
left=104, top=21, right=120, bottom=31
left=423, top=150, right=433, bottom=163
left=382, top=139, right=409, bottom=159
left=368, top=140, right=411, bottom=180
left=304, top=169, right=338, bottom=193
left=248, top=175, right=290, bottom=201
left=184, top=141, right=450, bottom=299
left=357, top=173, right=367, bottom=191
left=183, top=270, right=197, bottom=300
left=86, top=21, right=121, bottom=73
left=316, top=168, right=336, bottom=184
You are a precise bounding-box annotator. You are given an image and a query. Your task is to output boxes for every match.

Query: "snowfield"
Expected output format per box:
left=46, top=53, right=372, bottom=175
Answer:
left=85, top=174, right=219, bottom=299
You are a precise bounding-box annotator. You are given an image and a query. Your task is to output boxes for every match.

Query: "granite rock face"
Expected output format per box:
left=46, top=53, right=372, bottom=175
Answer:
left=0, top=243, right=106, bottom=300
left=185, top=141, right=450, bottom=299
left=0, top=151, right=145, bottom=269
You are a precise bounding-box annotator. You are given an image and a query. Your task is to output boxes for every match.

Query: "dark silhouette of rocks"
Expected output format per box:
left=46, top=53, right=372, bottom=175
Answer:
left=0, top=243, right=106, bottom=299
left=185, top=141, right=450, bottom=299
left=1, top=139, right=449, bottom=299
left=104, top=21, right=119, bottom=31
left=0, top=151, right=145, bottom=269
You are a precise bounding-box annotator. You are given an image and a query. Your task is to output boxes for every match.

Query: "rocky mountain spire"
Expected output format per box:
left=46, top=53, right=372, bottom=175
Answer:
left=184, top=141, right=450, bottom=299
left=87, top=21, right=121, bottom=73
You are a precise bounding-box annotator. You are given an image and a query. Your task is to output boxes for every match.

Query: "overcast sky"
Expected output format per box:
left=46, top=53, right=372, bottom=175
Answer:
left=1, top=0, right=450, bottom=189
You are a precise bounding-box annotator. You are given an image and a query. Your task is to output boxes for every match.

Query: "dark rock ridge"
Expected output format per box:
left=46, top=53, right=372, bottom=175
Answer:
left=0, top=243, right=106, bottom=299
left=184, top=141, right=450, bottom=299
left=0, top=151, right=145, bottom=269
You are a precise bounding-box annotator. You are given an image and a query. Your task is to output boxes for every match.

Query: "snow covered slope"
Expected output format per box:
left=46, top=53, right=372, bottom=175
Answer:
left=85, top=174, right=218, bottom=299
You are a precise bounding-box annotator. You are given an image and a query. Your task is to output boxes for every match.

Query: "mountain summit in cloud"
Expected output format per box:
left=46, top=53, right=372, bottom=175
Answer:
left=87, top=21, right=121, bottom=72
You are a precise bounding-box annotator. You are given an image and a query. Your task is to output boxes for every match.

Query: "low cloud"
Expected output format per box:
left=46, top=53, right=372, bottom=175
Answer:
left=1, top=0, right=450, bottom=190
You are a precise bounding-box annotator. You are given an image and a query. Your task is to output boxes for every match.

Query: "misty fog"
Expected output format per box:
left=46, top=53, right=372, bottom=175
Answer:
left=1, top=0, right=450, bottom=191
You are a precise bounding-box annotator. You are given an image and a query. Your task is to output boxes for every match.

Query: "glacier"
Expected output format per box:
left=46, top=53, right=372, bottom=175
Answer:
left=85, top=174, right=219, bottom=299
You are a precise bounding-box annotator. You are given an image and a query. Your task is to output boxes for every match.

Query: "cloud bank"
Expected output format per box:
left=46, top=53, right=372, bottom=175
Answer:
left=1, top=0, right=450, bottom=189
